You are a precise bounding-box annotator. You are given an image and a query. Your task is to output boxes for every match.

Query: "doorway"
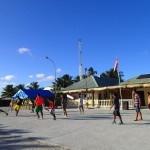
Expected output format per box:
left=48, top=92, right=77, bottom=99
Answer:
left=138, top=91, right=145, bottom=106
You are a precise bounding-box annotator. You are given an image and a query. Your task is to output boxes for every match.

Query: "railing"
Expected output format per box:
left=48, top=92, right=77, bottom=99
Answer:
left=119, top=99, right=134, bottom=109
left=67, top=99, right=134, bottom=109
left=99, top=99, right=112, bottom=109
left=99, top=99, right=134, bottom=109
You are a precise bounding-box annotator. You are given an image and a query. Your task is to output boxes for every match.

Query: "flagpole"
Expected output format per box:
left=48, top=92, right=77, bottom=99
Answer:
left=117, top=59, right=123, bottom=110
left=114, top=57, right=123, bottom=109
left=118, top=69, right=122, bottom=99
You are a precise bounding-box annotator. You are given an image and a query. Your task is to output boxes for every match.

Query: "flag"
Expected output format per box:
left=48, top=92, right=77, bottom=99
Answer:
left=113, top=58, right=118, bottom=72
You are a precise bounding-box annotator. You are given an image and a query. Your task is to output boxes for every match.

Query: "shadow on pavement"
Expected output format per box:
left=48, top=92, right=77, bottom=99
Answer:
left=60, top=115, right=112, bottom=120
left=0, top=124, right=68, bottom=150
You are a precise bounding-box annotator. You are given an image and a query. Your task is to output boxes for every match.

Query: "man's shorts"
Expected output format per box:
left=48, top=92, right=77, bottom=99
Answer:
left=50, top=108, right=55, bottom=114
left=34, top=106, right=43, bottom=113
left=113, top=110, right=121, bottom=117
left=62, top=105, right=67, bottom=110
left=14, top=104, right=21, bottom=111
left=79, top=105, right=83, bottom=109
left=135, top=104, right=140, bottom=112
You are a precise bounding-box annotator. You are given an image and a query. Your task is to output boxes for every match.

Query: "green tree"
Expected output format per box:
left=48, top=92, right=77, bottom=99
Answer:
left=61, top=74, right=74, bottom=87
left=1, top=84, right=16, bottom=98
left=15, top=84, right=25, bottom=91
left=74, top=75, right=80, bottom=83
left=54, top=77, right=64, bottom=91
left=100, top=68, right=124, bottom=82
left=87, top=67, right=97, bottom=76
left=54, top=74, right=74, bottom=91
left=27, top=82, right=42, bottom=90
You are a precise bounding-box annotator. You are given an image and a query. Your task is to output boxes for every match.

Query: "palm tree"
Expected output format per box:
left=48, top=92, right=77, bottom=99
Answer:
left=74, top=75, right=80, bottom=83
left=27, top=82, right=40, bottom=90
left=100, top=68, right=124, bottom=82
left=54, top=74, right=74, bottom=91
left=1, top=84, right=16, bottom=98
left=87, top=67, right=97, bottom=76
left=54, top=77, right=64, bottom=91
left=61, top=74, right=74, bottom=88
left=15, top=84, right=25, bottom=91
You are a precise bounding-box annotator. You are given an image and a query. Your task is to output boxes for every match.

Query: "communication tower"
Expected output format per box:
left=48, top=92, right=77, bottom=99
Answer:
left=78, top=39, right=82, bottom=80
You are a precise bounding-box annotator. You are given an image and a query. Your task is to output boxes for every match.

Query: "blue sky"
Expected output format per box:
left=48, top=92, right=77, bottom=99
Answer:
left=0, top=0, right=150, bottom=93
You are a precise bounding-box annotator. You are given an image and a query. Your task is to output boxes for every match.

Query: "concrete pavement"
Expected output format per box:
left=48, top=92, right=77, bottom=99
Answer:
left=0, top=107, right=150, bottom=150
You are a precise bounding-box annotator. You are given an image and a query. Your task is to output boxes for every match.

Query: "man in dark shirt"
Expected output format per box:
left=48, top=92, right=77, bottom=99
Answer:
left=110, top=93, right=123, bottom=125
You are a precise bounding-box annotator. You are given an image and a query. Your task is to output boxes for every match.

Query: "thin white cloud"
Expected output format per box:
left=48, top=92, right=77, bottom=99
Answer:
left=1, top=75, right=15, bottom=81
left=38, top=76, right=55, bottom=82
left=28, top=75, right=34, bottom=78
left=36, top=74, right=45, bottom=78
left=18, top=47, right=32, bottom=56
left=56, top=68, right=61, bottom=73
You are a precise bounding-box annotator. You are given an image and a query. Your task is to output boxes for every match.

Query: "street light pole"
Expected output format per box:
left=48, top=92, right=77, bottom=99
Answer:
left=45, top=56, right=56, bottom=104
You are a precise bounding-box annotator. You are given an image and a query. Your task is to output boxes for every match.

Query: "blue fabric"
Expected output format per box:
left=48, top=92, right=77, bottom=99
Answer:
left=13, top=89, right=28, bottom=100
left=22, top=89, right=54, bottom=98
left=13, top=89, right=54, bottom=100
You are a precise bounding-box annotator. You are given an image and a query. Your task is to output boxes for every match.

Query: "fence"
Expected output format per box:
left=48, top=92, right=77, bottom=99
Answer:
left=67, top=99, right=134, bottom=109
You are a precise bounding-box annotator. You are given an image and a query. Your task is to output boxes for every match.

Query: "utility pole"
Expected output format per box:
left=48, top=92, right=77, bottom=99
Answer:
left=78, top=39, right=82, bottom=80
left=85, top=68, right=88, bottom=108
left=45, top=56, right=56, bottom=104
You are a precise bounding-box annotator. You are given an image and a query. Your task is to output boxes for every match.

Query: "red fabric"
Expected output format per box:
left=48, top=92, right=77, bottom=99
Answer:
left=35, top=96, right=43, bottom=106
left=114, top=58, right=118, bottom=72
left=49, top=101, right=54, bottom=109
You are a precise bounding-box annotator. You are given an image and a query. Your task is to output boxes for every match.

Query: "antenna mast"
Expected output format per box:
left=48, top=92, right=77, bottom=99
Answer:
left=78, top=39, right=82, bottom=80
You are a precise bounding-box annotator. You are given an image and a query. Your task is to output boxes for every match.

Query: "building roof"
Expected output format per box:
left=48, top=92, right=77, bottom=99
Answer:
left=121, top=74, right=150, bottom=85
left=62, top=75, right=119, bottom=92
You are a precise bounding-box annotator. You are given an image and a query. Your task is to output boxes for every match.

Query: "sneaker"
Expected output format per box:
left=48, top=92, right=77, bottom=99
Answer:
left=134, top=119, right=138, bottom=121
left=112, top=121, right=116, bottom=124
left=118, top=122, right=123, bottom=125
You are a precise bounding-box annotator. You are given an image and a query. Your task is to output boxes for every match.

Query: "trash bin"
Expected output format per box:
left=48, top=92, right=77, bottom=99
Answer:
left=122, top=101, right=129, bottom=110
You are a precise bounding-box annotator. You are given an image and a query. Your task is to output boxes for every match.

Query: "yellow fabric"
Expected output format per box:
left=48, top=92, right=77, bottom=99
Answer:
left=14, top=104, right=21, bottom=111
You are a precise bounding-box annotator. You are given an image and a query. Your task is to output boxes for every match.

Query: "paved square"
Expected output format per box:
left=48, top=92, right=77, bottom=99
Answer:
left=0, top=107, right=150, bottom=150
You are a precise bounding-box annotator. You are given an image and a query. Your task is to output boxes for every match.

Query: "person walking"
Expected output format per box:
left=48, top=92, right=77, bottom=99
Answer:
left=0, top=108, right=8, bottom=116
left=47, top=98, right=56, bottom=120
left=79, top=94, right=84, bottom=114
left=110, top=93, right=123, bottom=125
left=132, top=89, right=143, bottom=121
left=147, top=92, right=150, bottom=110
left=34, top=94, right=44, bottom=119
left=61, top=94, right=68, bottom=117
left=14, top=96, right=23, bottom=116
left=8, top=99, right=14, bottom=112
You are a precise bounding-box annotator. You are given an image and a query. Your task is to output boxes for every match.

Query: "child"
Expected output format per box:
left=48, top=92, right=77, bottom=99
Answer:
left=147, top=92, right=150, bottom=110
left=34, top=94, right=44, bottom=119
left=61, top=94, right=68, bottom=117
left=14, top=96, right=23, bottom=116
left=47, top=98, right=56, bottom=120
left=110, top=93, right=123, bottom=125
left=8, top=99, right=14, bottom=112
left=79, top=94, right=84, bottom=114
left=132, top=89, right=143, bottom=121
